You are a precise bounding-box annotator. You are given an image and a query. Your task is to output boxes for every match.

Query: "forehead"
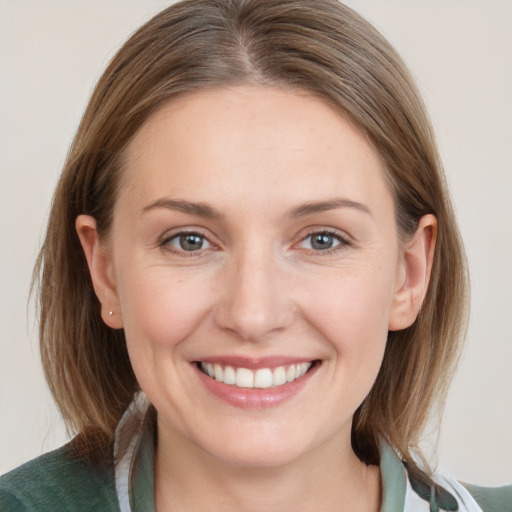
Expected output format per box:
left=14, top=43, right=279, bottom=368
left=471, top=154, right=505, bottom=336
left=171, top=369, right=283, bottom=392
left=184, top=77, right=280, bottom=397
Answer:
left=119, top=86, right=391, bottom=216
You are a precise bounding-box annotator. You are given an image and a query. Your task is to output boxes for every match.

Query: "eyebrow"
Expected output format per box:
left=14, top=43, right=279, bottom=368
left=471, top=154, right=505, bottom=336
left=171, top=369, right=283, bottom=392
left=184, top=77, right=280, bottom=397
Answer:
left=142, top=198, right=222, bottom=219
left=142, top=197, right=371, bottom=220
left=288, top=198, right=372, bottom=219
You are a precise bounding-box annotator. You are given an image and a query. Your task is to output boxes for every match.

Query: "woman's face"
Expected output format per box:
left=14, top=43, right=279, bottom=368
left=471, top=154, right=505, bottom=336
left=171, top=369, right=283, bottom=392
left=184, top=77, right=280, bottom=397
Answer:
left=81, top=86, right=431, bottom=468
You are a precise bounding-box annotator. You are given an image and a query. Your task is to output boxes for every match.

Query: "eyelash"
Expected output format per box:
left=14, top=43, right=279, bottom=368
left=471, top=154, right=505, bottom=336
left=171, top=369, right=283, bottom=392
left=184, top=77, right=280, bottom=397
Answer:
left=159, top=230, right=214, bottom=257
left=159, top=229, right=351, bottom=257
left=297, top=229, right=351, bottom=256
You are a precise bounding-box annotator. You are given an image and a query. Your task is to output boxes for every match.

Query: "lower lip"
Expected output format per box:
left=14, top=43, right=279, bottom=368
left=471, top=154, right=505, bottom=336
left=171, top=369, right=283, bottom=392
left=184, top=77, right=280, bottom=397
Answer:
left=194, top=363, right=319, bottom=409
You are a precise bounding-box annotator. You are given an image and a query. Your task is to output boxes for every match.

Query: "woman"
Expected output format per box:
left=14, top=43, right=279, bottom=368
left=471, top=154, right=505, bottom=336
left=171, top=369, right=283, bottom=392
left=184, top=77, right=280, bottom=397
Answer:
left=0, top=0, right=510, bottom=510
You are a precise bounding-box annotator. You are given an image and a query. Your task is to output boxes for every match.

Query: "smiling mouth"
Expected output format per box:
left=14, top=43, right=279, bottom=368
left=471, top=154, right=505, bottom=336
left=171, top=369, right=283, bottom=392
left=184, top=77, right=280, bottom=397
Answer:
left=197, top=361, right=318, bottom=389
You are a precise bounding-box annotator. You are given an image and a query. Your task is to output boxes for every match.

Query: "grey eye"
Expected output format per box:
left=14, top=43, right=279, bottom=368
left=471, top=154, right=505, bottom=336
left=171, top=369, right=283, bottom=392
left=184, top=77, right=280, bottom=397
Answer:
left=168, top=233, right=211, bottom=251
left=300, top=232, right=342, bottom=251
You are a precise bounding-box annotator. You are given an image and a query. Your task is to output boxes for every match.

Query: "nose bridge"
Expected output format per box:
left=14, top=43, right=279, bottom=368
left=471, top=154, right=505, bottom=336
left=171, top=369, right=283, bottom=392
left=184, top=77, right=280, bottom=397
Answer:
left=215, top=241, right=295, bottom=341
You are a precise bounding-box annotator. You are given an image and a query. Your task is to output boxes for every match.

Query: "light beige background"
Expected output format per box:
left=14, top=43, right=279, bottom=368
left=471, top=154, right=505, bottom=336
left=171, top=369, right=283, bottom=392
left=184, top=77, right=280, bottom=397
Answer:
left=1, top=0, right=511, bottom=485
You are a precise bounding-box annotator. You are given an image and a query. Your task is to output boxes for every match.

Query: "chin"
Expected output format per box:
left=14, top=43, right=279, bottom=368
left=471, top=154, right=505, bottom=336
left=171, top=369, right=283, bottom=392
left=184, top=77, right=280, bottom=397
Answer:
left=209, top=442, right=306, bottom=469
left=193, top=422, right=319, bottom=469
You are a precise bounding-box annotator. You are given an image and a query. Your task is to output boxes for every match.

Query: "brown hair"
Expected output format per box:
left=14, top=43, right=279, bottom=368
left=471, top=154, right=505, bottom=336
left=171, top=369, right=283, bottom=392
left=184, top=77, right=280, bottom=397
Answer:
left=35, top=0, right=468, bottom=479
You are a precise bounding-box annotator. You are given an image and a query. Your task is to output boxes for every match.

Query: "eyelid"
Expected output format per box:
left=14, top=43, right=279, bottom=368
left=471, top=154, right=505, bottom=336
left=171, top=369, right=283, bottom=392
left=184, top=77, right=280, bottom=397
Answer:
left=158, top=228, right=217, bottom=255
left=156, top=226, right=352, bottom=257
left=295, top=228, right=352, bottom=254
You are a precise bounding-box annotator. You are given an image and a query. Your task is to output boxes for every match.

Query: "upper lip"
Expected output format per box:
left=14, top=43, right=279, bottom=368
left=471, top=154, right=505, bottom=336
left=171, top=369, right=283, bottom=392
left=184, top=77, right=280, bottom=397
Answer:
left=194, top=356, right=318, bottom=370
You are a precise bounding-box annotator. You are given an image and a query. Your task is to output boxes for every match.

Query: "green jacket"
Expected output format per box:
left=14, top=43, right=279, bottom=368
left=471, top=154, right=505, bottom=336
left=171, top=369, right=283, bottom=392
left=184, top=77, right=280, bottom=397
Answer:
left=1, top=441, right=510, bottom=511
left=1, top=401, right=511, bottom=511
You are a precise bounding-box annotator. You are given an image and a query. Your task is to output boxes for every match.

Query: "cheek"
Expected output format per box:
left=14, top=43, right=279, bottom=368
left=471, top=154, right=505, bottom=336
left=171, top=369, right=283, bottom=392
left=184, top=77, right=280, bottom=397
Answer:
left=302, top=268, right=395, bottom=335
left=296, top=264, right=396, bottom=379
left=117, top=266, right=215, bottom=354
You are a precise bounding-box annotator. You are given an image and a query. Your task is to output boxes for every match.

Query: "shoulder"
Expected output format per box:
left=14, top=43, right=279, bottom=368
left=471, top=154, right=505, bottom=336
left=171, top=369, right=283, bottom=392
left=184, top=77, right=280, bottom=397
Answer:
left=461, top=482, right=512, bottom=512
left=403, top=460, right=512, bottom=512
left=434, top=473, right=512, bottom=512
left=0, top=442, right=120, bottom=512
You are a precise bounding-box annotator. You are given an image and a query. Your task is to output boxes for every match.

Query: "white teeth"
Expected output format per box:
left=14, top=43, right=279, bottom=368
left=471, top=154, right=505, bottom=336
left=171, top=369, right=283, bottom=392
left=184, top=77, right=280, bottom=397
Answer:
left=236, top=368, right=254, bottom=388
left=301, top=362, right=311, bottom=375
left=254, top=368, right=273, bottom=388
left=273, top=366, right=287, bottom=386
left=200, top=361, right=313, bottom=389
left=214, top=363, right=223, bottom=381
left=224, top=365, right=236, bottom=385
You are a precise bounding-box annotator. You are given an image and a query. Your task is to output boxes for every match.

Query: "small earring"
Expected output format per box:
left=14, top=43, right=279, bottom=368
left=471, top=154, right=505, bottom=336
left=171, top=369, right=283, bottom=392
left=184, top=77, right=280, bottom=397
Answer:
left=109, top=310, right=114, bottom=316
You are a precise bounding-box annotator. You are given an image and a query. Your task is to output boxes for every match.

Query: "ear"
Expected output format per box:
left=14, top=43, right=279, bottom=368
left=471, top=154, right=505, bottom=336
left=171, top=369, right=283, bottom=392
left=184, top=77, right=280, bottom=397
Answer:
left=76, top=215, right=124, bottom=329
left=388, top=214, right=437, bottom=331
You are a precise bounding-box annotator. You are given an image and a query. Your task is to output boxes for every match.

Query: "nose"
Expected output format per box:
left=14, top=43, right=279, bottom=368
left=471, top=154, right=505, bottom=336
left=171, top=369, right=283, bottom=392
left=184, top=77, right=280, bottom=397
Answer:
left=214, top=247, right=296, bottom=342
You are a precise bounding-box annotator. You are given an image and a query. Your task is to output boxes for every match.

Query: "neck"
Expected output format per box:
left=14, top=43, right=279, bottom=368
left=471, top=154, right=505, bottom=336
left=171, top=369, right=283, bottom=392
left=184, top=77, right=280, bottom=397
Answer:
left=154, top=423, right=381, bottom=512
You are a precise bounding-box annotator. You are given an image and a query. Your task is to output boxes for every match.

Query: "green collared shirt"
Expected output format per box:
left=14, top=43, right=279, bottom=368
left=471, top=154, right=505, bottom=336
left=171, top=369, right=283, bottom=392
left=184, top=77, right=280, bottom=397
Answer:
left=1, top=397, right=510, bottom=511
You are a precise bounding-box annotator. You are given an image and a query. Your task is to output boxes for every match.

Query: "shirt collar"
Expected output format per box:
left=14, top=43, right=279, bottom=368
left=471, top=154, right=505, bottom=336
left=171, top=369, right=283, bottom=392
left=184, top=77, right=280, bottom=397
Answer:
left=113, top=394, right=446, bottom=512
left=114, top=393, right=156, bottom=512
